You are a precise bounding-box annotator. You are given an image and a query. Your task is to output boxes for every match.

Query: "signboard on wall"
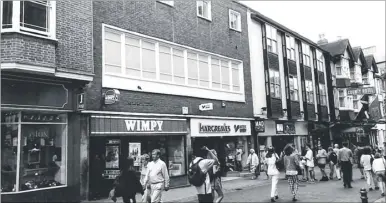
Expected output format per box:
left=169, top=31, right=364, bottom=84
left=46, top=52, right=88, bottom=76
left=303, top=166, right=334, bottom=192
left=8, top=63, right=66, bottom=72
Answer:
left=190, top=119, right=251, bottom=137
left=347, top=87, right=376, bottom=95
left=255, top=120, right=265, bottom=132
left=276, top=121, right=296, bottom=135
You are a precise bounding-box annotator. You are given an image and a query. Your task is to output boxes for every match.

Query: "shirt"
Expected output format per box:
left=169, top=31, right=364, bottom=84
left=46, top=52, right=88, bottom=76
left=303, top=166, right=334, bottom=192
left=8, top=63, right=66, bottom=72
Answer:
left=247, top=153, right=259, bottom=166
left=372, top=158, right=386, bottom=173
left=333, top=148, right=340, bottom=155
left=236, top=149, right=243, bottom=161
left=190, top=157, right=215, bottom=194
left=284, top=154, right=299, bottom=175
left=265, top=155, right=280, bottom=176
left=143, top=159, right=170, bottom=188
left=317, top=149, right=327, bottom=158
left=360, top=154, right=373, bottom=171
left=338, top=147, right=353, bottom=162
left=305, top=149, right=314, bottom=167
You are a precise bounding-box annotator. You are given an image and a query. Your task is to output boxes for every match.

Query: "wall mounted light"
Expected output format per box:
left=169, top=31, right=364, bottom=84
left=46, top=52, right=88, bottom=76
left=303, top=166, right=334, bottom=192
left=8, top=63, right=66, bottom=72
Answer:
left=221, top=101, right=226, bottom=108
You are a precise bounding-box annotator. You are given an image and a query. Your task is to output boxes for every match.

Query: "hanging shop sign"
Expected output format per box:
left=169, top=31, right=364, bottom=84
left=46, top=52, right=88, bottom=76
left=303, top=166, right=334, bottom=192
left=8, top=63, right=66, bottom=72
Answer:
left=104, top=89, right=121, bottom=105
left=90, top=116, right=187, bottom=135
left=255, top=120, right=265, bottom=132
left=77, top=93, right=85, bottom=110
left=199, top=103, right=214, bottom=111
left=191, top=119, right=251, bottom=137
left=276, top=121, right=296, bottom=135
left=369, top=98, right=382, bottom=122
left=347, top=87, right=376, bottom=95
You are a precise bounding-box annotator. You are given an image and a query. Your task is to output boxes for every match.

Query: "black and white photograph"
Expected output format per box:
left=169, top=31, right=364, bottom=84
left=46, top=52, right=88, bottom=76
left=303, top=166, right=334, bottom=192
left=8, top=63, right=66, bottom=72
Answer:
left=0, top=0, right=385, bottom=203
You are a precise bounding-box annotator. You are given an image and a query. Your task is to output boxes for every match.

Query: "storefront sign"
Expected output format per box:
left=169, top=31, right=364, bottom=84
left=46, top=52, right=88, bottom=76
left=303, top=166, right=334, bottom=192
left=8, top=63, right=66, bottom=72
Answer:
left=22, top=113, right=64, bottom=122
left=276, top=121, right=296, bottom=135
left=104, top=89, right=120, bottom=105
left=77, top=93, right=85, bottom=110
left=255, top=120, right=265, bottom=132
left=199, top=103, right=214, bottom=111
left=191, top=119, right=251, bottom=137
left=90, top=116, right=187, bottom=135
left=347, top=87, right=376, bottom=95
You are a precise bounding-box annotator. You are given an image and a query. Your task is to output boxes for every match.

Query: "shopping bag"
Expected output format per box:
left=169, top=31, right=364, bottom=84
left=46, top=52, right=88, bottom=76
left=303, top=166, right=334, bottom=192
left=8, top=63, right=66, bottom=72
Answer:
left=141, top=187, right=151, bottom=203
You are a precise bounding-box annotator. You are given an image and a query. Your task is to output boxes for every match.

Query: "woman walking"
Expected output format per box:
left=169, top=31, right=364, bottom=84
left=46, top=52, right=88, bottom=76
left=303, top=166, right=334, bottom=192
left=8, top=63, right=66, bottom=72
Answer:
left=283, top=146, right=300, bottom=202
left=265, top=147, right=280, bottom=202
left=361, top=147, right=375, bottom=191
left=372, top=153, right=386, bottom=196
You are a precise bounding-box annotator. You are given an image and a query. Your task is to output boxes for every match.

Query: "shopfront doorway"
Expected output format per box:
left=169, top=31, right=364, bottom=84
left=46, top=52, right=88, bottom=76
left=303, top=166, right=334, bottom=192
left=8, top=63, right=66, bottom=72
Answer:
left=272, top=136, right=295, bottom=155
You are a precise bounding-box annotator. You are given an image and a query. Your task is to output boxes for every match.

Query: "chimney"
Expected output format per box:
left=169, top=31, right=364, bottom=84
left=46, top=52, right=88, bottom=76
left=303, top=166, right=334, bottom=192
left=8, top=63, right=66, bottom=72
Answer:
left=317, top=33, right=328, bottom=45
left=337, top=36, right=342, bottom=41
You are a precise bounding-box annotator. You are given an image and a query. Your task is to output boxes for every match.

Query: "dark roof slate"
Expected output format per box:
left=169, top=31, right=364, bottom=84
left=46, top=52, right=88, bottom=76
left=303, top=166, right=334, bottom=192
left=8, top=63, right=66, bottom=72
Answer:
left=365, top=55, right=379, bottom=73
left=319, top=39, right=350, bottom=57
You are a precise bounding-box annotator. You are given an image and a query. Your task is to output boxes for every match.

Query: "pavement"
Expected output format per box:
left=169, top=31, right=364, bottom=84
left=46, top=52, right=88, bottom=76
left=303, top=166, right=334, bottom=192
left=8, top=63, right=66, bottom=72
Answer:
left=83, top=167, right=386, bottom=203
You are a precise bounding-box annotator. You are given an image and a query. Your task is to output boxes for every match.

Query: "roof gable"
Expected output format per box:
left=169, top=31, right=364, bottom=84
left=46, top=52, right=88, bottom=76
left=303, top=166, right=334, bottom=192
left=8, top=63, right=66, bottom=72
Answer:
left=319, top=39, right=355, bottom=60
left=365, top=55, right=379, bottom=73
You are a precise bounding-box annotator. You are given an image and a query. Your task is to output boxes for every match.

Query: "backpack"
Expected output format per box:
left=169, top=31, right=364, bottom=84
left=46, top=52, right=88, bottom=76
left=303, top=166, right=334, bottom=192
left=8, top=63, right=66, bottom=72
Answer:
left=188, top=158, right=207, bottom=187
left=329, top=152, right=338, bottom=165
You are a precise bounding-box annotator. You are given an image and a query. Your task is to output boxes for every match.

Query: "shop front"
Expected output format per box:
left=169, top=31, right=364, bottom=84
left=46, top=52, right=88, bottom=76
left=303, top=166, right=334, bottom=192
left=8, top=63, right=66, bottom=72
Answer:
left=257, top=120, right=308, bottom=155
left=190, top=118, right=252, bottom=175
left=88, top=115, right=188, bottom=200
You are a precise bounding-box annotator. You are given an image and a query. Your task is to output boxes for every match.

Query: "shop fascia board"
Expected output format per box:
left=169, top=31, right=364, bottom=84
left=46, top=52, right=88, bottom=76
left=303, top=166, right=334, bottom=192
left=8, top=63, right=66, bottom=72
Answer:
left=81, top=110, right=254, bottom=121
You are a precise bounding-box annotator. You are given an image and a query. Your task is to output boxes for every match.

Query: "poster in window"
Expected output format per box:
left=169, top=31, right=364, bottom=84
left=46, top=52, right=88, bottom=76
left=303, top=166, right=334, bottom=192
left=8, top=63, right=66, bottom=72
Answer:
left=105, top=145, right=119, bottom=169
left=169, top=163, right=182, bottom=176
left=129, top=143, right=141, bottom=166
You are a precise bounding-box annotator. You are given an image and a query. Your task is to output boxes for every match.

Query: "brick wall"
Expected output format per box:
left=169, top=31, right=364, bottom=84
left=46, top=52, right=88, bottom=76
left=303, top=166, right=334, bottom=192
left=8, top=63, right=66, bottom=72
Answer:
left=86, top=0, right=253, bottom=118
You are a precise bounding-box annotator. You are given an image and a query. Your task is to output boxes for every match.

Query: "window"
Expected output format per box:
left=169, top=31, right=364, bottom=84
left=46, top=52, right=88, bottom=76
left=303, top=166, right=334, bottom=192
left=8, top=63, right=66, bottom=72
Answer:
left=339, top=89, right=345, bottom=108
left=353, top=95, right=359, bottom=110
left=269, top=69, right=280, bottom=98
left=158, top=1, right=174, bottom=6
left=302, top=43, right=311, bottom=67
left=305, top=80, right=314, bottom=103
left=197, top=1, right=211, bottom=21
left=265, top=24, right=277, bottom=54
left=1, top=112, right=67, bottom=193
left=103, top=26, right=243, bottom=94
left=316, top=50, right=324, bottom=72
left=319, top=84, right=327, bottom=106
left=286, top=35, right=296, bottom=61
left=363, top=72, right=369, bottom=85
left=337, top=57, right=350, bottom=78
left=350, top=67, right=355, bottom=82
left=229, top=9, right=241, bottom=32
left=1, top=1, right=56, bottom=38
left=289, top=75, right=298, bottom=101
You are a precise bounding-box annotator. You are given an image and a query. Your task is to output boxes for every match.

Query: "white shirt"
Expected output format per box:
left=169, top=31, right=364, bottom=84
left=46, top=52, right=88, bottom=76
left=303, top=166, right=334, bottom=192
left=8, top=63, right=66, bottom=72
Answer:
left=372, top=158, right=386, bottom=173
left=247, top=153, right=259, bottom=166
left=143, top=159, right=170, bottom=188
left=305, top=149, right=314, bottom=167
left=236, top=149, right=243, bottom=161
left=360, top=154, right=373, bottom=171
left=265, top=155, right=280, bottom=176
left=190, top=157, right=214, bottom=194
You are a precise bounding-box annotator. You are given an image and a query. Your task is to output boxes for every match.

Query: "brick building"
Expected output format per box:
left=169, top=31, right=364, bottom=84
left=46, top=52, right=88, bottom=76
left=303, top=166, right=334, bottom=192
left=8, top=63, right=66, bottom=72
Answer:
left=80, top=1, right=254, bottom=200
left=1, top=0, right=93, bottom=202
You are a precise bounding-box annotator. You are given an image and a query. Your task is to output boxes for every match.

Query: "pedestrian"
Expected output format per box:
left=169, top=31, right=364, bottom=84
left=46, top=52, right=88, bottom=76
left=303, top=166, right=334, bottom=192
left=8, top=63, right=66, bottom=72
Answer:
left=235, top=146, right=244, bottom=172
left=372, top=153, right=386, bottom=197
left=111, top=158, right=144, bottom=203
left=333, top=144, right=342, bottom=180
left=261, top=147, right=269, bottom=180
left=316, top=145, right=329, bottom=181
left=246, top=149, right=259, bottom=180
left=142, top=149, right=170, bottom=203
left=283, top=146, right=300, bottom=202
left=338, top=142, right=353, bottom=188
left=265, top=147, right=280, bottom=202
left=140, top=154, right=151, bottom=203
left=189, top=146, right=218, bottom=203
left=327, top=147, right=338, bottom=180
left=207, top=149, right=223, bottom=203
left=382, top=142, right=386, bottom=160
left=304, top=144, right=315, bottom=182
left=360, top=147, right=375, bottom=191
left=355, top=145, right=366, bottom=180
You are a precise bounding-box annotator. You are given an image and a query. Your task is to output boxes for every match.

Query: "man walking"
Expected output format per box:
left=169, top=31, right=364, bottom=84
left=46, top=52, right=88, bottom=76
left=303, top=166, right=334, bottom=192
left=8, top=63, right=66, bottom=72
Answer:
left=304, top=145, right=315, bottom=182
left=143, top=149, right=170, bottom=203
left=246, top=149, right=259, bottom=180
left=236, top=146, right=244, bottom=172
left=338, top=143, right=353, bottom=188
left=333, top=144, right=342, bottom=180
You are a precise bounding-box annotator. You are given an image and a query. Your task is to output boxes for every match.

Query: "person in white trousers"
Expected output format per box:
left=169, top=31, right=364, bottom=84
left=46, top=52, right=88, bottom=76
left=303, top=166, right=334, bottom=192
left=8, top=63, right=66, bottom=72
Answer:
left=372, top=153, right=386, bottom=196
left=333, top=144, right=342, bottom=180
left=264, top=147, right=280, bottom=202
left=360, top=147, right=375, bottom=191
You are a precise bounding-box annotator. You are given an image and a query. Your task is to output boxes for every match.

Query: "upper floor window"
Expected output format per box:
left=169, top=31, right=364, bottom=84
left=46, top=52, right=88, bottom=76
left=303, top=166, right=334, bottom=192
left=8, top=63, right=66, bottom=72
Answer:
left=338, top=89, right=353, bottom=109
left=286, top=35, right=295, bottom=61
left=1, top=1, right=56, bottom=38
left=305, top=80, right=314, bottom=104
left=229, top=9, right=241, bottom=32
left=353, top=95, right=360, bottom=110
left=316, top=50, right=324, bottom=72
left=197, top=1, right=211, bottom=21
left=269, top=69, right=280, bottom=98
left=336, top=57, right=350, bottom=78
left=289, top=75, right=298, bottom=101
left=362, top=72, right=369, bottom=85
left=319, top=84, right=327, bottom=106
left=158, top=1, right=174, bottom=6
left=302, top=43, right=311, bottom=67
left=265, top=24, right=277, bottom=54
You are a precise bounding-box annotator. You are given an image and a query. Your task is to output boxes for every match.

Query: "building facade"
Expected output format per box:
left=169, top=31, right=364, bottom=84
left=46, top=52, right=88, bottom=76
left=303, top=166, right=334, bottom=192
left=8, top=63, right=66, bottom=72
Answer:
left=1, top=1, right=94, bottom=202
left=80, top=0, right=254, bottom=200
left=245, top=5, right=331, bottom=156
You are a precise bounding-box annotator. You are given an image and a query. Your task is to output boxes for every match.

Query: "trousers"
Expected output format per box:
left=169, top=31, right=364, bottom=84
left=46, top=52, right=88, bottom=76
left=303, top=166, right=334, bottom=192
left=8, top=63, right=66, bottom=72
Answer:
left=341, top=161, right=352, bottom=187
left=270, top=175, right=279, bottom=198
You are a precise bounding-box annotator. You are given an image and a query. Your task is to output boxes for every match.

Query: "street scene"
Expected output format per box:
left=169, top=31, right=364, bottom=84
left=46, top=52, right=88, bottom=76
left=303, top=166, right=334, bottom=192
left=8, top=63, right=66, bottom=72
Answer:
left=1, top=0, right=385, bottom=203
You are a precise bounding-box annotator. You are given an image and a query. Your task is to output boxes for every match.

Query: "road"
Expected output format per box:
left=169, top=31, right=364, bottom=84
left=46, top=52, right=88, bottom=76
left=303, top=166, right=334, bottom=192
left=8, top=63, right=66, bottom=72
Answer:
left=184, top=175, right=385, bottom=202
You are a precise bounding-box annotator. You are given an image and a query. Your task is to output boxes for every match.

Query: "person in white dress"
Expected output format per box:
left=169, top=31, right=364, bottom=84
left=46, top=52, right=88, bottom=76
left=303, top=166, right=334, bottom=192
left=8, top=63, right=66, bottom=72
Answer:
left=264, top=147, right=280, bottom=202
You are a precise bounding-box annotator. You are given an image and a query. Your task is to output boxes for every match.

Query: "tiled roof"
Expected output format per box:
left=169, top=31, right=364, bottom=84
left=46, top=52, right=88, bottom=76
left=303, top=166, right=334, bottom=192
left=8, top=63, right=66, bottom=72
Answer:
left=319, top=39, right=350, bottom=57
left=352, top=47, right=362, bottom=62
left=365, top=55, right=379, bottom=73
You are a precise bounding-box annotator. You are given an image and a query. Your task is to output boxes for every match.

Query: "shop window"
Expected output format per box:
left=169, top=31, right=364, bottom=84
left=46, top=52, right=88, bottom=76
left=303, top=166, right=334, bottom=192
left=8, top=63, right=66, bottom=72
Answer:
left=167, top=136, right=185, bottom=177
left=1, top=112, right=67, bottom=193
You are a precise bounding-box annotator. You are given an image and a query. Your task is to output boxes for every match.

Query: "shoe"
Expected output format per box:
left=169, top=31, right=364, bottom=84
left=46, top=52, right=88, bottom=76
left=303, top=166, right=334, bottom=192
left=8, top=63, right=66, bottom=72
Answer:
left=111, top=196, right=117, bottom=203
left=375, top=187, right=380, bottom=190
left=275, top=195, right=279, bottom=200
left=292, top=197, right=298, bottom=201
left=271, top=198, right=276, bottom=202
left=344, top=184, right=347, bottom=188
left=369, top=188, right=374, bottom=191
left=348, top=186, right=353, bottom=188
left=381, top=193, right=385, bottom=196
left=338, top=178, right=341, bottom=180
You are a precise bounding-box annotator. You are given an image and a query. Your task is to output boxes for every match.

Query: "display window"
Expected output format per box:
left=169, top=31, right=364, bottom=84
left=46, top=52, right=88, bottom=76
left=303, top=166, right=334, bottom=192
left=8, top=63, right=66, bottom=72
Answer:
left=1, top=112, right=67, bottom=193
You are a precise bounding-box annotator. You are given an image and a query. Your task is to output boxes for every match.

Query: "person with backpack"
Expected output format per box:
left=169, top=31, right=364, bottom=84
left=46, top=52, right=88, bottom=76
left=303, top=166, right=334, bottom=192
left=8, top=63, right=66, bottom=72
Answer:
left=328, top=147, right=338, bottom=180
left=189, top=146, right=218, bottom=203
left=246, top=149, right=259, bottom=180
left=372, top=153, right=386, bottom=197
left=361, top=147, right=375, bottom=191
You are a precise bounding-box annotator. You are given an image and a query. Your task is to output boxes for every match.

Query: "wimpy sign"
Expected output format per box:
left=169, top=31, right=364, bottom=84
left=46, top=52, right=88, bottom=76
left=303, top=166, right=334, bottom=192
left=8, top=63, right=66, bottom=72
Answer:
left=124, top=120, right=164, bottom=132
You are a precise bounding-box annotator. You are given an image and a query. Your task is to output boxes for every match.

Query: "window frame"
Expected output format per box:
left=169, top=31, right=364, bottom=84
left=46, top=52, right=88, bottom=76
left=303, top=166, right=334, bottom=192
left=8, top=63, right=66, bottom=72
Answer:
left=229, top=9, right=241, bottom=32
left=286, top=35, right=296, bottom=61
left=305, top=80, right=314, bottom=104
left=265, top=24, right=278, bottom=54
left=0, top=1, right=56, bottom=39
left=196, top=1, right=212, bottom=21
left=319, top=83, right=327, bottom=106
left=269, top=69, right=281, bottom=98
left=158, top=1, right=174, bottom=7
left=316, top=50, right=324, bottom=72
left=302, top=43, right=311, bottom=67
left=289, top=75, right=299, bottom=101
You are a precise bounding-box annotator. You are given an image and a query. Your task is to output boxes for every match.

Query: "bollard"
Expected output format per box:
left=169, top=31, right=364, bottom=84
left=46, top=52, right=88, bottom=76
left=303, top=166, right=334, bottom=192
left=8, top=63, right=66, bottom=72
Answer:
left=360, top=188, right=368, bottom=203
